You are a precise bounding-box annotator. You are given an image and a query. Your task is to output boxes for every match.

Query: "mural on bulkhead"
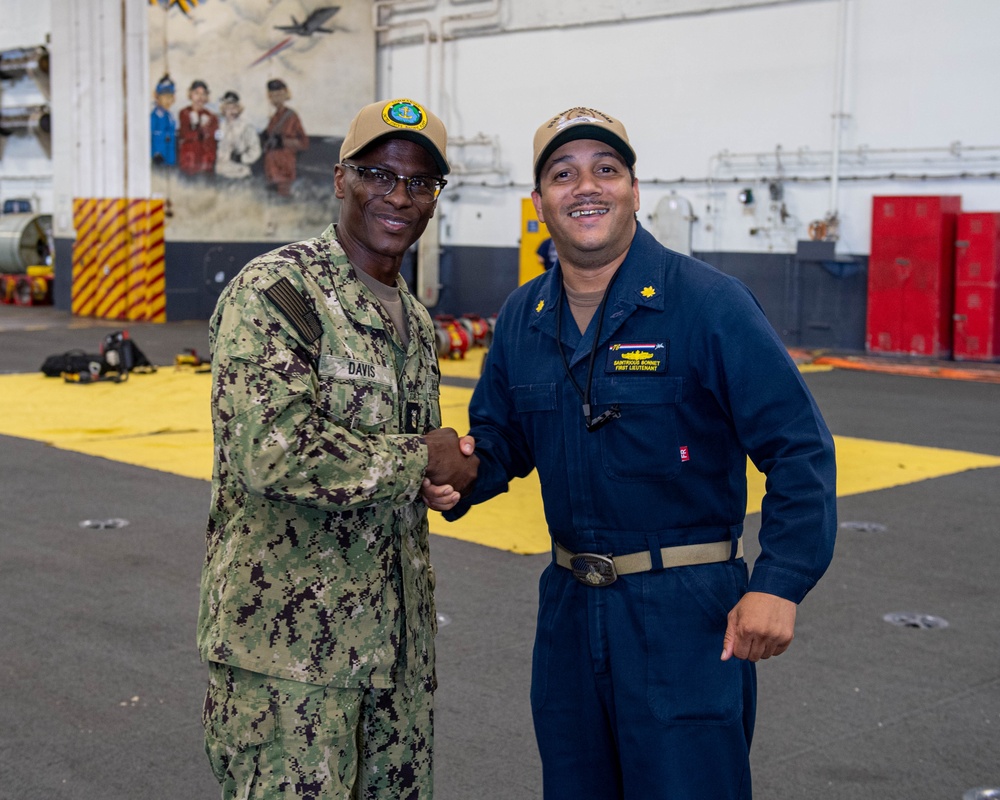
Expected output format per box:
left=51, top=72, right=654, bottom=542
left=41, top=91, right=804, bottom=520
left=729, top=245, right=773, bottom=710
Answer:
left=148, top=0, right=374, bottom=242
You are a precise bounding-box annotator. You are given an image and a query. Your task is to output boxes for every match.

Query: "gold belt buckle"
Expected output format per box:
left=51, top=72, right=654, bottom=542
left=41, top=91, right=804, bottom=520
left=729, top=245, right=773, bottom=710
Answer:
left=569, top=553, right=617, bottom=587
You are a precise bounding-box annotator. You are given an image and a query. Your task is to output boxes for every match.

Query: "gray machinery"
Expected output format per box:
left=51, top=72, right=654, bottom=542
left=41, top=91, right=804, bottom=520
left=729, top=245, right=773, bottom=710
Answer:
left=0, top=212, right=53, bottom=271
left=649, top=194, right=695, bottom=255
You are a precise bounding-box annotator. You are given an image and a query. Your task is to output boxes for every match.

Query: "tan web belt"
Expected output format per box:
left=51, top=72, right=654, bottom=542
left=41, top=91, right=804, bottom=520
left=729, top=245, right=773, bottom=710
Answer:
left=555, top=537, right=743, bottom=587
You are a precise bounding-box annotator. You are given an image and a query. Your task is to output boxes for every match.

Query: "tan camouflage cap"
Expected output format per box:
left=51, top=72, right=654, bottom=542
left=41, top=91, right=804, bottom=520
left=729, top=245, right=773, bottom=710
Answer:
left=340, top=98, right=450, bottom=176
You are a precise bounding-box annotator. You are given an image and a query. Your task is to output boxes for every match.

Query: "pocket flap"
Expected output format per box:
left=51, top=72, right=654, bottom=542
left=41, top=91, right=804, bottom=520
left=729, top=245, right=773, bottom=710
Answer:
left=207, top=696, right=277, bottom=749
left=513, top=383, right=557, bottom=412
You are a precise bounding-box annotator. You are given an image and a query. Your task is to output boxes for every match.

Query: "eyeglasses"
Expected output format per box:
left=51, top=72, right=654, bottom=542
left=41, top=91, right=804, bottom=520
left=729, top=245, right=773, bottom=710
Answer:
left=340, top=162, right=446, bottom=204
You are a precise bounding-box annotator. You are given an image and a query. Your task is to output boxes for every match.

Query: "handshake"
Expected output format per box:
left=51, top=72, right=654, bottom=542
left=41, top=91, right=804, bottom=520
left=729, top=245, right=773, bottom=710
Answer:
left=421, top=428, right=478, bottom=512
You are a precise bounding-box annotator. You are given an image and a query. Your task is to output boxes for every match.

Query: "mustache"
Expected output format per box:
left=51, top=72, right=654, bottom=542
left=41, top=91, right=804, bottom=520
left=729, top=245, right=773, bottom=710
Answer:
left=566, top=200, right=611, bottom=212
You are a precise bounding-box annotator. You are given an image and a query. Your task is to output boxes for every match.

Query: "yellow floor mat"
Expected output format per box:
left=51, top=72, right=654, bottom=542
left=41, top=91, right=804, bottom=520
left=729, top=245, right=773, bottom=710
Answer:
left=439, top=345, right=488, bottom=379
left=2, top=362, right=998, bottom=555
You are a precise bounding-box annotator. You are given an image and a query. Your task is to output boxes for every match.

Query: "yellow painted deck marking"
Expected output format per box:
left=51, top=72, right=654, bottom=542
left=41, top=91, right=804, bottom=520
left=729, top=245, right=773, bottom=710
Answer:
left=438, top=345, right=487, bottom=379
left=2, top=364, right=998, bottom=555
left=0, top=370, right=214, bottom=480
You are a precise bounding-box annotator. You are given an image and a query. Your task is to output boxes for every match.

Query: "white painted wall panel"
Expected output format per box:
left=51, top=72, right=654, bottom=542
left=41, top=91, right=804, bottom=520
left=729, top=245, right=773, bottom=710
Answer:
left=47, top=0, right=147, bottom=234
left=11, top=0, right=1000, bottom=254
left=383, top=0, right=1000, bottom=255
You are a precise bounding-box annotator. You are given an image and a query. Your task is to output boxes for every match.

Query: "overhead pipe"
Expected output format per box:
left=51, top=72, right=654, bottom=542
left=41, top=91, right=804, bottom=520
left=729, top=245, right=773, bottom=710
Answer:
left=649, top=171, right=1000, bottom=186
left=436, top=0, right=501, bottom=117
left=373, top=0, right=501, bottom=168
left=828, top=0, right=850, bottom=225
left=372, top=0, right=436, bottom=100
left=466, top=0, right=804, bottom=37
left=709, top=142, right=1000, bottom=174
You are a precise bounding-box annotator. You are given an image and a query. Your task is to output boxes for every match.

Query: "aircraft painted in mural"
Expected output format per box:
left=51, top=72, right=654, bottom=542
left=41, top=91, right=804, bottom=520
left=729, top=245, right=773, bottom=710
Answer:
left=274, top=7, right=341, bottom=37
left=252, top=6, right=343, bottom=66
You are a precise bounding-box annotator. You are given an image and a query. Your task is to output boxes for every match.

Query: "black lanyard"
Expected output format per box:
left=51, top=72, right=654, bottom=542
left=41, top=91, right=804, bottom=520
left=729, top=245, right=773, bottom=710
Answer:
left=555, top=267, right=623, bottom=432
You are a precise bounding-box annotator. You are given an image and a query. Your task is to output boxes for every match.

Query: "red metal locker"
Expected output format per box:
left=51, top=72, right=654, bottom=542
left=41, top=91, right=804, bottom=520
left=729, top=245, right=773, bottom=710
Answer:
left=953, top=212, right=1000, bottom=361
left=866, top=195, right=961, bottom=357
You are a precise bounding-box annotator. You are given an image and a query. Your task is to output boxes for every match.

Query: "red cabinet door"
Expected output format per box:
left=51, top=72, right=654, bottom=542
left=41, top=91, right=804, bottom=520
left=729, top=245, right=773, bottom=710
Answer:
left=867, top=195, right=960, bottom=357
left=953, top=212, right=1000, bottom=361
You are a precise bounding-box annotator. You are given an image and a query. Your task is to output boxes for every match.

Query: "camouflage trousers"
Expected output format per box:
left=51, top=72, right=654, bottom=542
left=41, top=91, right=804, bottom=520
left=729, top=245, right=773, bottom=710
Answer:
left=203, top=662, right=433, bottom=800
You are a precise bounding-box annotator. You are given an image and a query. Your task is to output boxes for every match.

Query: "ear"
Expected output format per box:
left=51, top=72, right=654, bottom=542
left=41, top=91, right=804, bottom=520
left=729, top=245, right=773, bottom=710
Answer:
left=631, top=177, right=640, bottom=214
left=334, top=165, right=346, bottom=200
left=531, top=190, right=545, bottom=223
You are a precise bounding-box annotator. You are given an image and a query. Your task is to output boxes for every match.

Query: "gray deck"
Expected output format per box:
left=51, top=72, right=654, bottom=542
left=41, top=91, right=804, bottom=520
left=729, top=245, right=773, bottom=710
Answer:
left=2, top=304, right=998, bottom=799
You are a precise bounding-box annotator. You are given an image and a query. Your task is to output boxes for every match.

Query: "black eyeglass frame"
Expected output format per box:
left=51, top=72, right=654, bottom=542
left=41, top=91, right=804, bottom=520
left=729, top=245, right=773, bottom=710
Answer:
left=340, top=161, right=447, bottom=204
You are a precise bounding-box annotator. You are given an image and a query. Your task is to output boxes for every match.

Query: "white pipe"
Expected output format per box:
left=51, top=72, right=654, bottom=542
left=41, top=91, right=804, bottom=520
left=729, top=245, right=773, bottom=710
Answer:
left=372, top=0, right=436, bottom=101
left=828, top=0, right=849, bottom=220
left=439, top=0, right=501, bottom=40
left=436, top=0, right=501, bottom=127
left=385, top=18, right=434, bottom=102
left=719, top=144, right=1000, bottom=159
left=438, top=0, right=805, bottom=39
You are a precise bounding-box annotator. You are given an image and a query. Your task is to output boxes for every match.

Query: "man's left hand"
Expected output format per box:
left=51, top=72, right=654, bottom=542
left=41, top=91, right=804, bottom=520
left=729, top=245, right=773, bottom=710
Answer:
left=720, top=592, right=797, bottom=662
left=421, top=478, right=461, bottom=511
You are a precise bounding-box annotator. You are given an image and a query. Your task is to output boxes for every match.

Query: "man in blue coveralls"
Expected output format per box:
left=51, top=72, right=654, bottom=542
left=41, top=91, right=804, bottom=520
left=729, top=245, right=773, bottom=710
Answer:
left=150, top=74, right=177, bottom=167
left=437, top=107, right=838, bottom=799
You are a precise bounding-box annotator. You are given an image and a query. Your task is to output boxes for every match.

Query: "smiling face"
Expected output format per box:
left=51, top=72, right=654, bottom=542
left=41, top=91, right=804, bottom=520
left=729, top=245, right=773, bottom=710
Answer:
left=334, top=137, right=440, bottom=282
left=531, top=138, right=639, bottom=273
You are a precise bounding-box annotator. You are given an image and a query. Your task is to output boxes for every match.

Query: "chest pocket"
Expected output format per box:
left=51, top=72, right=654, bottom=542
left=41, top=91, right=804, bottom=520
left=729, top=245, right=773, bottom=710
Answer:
left=512, top=383, right=559, bottom=484
left=592, top=375, right=683, bottom=482
left=318, top=355, right=396, bottom=432
left=513, top=383, right=558, bottom=413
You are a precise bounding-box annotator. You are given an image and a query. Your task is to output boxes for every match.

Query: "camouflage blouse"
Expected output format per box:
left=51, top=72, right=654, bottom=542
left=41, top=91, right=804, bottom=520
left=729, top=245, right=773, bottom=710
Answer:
left=198, top=224, right=441, bottom=690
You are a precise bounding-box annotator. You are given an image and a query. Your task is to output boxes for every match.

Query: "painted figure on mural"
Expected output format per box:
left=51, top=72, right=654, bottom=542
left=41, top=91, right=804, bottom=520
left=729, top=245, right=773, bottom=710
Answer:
left=261, top=79, right=308, bottom=197
left=178, top=79, right=219, bottom=177
left=150, top=74, right=177, bottom=167
left=215, top=91, right=262, bottom=181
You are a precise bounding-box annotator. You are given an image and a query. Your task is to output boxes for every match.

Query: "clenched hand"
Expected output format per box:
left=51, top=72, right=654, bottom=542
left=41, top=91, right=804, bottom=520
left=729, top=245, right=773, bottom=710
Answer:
left=720, top=591, right=797, bottom=662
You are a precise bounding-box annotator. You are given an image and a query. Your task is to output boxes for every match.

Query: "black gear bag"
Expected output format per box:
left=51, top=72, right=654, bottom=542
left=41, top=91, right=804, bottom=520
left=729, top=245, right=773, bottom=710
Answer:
left=40, top=350, right=107, bottom=378
left=100, top=330, right=155, bottom=376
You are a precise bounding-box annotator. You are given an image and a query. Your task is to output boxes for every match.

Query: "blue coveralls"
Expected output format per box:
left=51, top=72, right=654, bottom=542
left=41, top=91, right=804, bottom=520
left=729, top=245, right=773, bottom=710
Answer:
left=150, top=105, right=177, bottom=166
left=445, top=224, right=837, bottom=800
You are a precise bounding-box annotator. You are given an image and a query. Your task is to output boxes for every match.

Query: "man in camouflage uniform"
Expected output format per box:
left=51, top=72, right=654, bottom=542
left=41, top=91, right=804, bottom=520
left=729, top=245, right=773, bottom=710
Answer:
left=198, top=98, right=478, bottom=799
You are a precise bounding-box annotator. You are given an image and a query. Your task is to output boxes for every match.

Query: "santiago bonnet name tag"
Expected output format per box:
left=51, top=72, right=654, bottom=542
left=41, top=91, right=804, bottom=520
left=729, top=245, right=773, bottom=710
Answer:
left=605, top=341, right=669, bottom=373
